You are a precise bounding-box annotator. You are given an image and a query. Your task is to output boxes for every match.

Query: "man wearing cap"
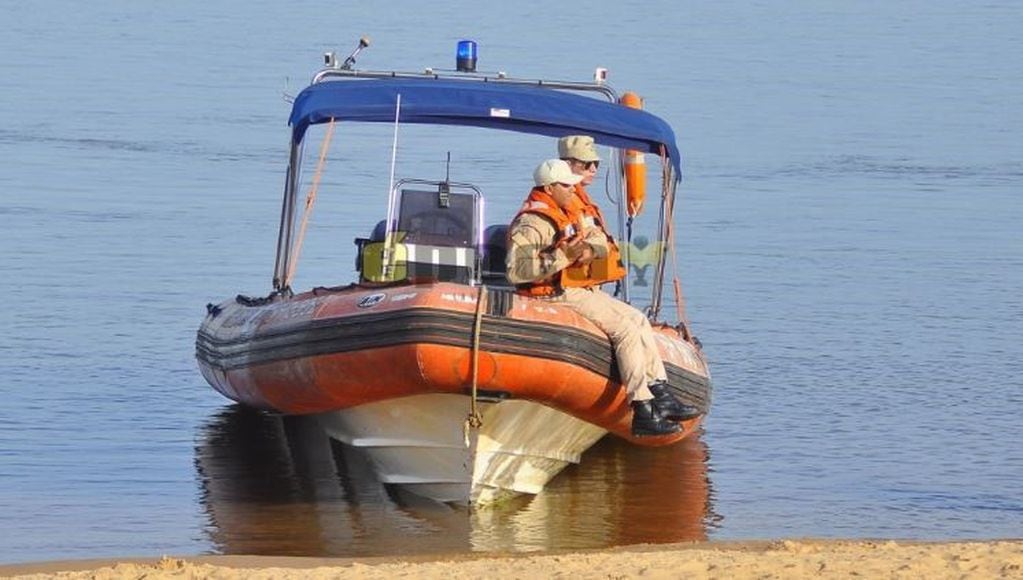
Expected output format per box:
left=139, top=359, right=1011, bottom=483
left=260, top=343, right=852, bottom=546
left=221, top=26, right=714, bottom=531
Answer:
left=559, top=135, right=701, bottom=426
left=506, top=158, right=698, bottom=437
left=557, top=135, right=623, bottom=286
left=559, top=134, right=602, bottom=195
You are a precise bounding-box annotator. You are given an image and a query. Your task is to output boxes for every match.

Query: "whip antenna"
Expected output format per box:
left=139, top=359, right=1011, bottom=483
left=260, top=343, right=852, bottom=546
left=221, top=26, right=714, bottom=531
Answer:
left=324, top=36, right=371, bottom=70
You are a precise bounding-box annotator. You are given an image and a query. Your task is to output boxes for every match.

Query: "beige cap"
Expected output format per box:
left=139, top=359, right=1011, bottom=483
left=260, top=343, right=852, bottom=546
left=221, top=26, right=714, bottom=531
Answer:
left=533, top=159, right=584, bottom=187
left=557, top=135, right=600, bottom=162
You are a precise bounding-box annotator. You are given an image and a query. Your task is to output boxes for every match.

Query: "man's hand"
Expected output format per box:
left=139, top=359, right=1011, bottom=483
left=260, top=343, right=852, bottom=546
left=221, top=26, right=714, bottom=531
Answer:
left=561, top=235, right=595, bottom=265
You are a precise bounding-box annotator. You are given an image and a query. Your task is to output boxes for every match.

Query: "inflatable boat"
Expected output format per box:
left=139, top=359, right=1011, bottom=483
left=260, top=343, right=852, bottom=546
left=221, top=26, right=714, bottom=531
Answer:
left=196, top=40, right=712, bottom=504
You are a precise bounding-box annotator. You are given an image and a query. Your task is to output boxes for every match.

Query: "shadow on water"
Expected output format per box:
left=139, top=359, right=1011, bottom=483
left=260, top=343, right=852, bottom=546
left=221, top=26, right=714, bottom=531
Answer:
left=194, top=405, right=717, bottom=557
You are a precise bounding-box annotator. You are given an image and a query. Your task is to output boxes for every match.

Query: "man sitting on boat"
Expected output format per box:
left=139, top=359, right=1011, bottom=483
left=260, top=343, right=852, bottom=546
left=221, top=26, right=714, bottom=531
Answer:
left=505, top=157, right=700, bottom=437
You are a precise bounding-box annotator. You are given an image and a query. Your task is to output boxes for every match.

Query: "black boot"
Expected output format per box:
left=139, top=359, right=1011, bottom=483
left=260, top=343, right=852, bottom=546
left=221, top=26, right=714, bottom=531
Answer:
left=631, top=400, right=681, bottom=437
left=648, top=382, right=702, bottom=421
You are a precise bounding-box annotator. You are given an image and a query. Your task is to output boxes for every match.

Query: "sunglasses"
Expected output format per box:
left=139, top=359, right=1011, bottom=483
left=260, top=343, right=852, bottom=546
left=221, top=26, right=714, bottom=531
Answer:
left=569, top=158, right=600, bottom=170
left=554, top=182, right=575, bottom=188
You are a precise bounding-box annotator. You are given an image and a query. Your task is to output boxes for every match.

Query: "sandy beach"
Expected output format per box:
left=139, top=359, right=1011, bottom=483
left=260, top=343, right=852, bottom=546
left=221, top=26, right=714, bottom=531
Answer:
left=3, top=540, right=1022, bottom=579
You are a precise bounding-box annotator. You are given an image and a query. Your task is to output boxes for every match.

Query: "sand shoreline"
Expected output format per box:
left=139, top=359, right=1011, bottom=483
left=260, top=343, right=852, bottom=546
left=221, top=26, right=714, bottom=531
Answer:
left=3, top=539, right=1023, bottom=579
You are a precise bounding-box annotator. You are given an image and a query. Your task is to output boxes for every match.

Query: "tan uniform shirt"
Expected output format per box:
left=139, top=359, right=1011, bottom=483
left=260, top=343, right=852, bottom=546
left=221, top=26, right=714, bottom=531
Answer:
left=505, top=212, right=610, bottom=285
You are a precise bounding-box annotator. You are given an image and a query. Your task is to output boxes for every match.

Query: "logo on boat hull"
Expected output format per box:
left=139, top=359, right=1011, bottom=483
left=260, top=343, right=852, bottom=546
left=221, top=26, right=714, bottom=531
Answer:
left=357, top=293, right=387, bottom=308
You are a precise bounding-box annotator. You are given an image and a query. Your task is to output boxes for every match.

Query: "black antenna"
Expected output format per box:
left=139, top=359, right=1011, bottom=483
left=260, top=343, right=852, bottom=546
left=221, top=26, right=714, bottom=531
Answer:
left=438, top=152, right=451, bottom=208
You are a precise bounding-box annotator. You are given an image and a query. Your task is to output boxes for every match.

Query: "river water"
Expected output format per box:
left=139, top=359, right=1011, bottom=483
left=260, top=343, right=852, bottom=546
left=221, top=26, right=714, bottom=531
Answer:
left=1, top=0, right=1021, bottom=564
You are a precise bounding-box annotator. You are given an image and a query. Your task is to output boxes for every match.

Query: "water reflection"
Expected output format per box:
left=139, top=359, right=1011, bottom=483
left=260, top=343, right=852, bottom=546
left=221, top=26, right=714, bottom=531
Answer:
left=195, top=405, right=716, bottom=557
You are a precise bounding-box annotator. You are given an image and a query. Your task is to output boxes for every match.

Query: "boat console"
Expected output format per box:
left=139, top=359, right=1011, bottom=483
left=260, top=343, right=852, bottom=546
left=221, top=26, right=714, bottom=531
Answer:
left=356, top=179, right=500, bottom=286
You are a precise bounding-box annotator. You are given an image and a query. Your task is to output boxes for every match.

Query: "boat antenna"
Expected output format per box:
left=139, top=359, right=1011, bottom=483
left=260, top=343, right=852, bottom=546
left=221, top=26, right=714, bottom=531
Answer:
left=323, top=36, right=371, bottom=70
left=438, top=152, right=451, bottom=208
left=382, top=93, right=402, bottom=278
left=282, top=76, right=294, bottom=104
left=342, top=36, right=370, bottom=70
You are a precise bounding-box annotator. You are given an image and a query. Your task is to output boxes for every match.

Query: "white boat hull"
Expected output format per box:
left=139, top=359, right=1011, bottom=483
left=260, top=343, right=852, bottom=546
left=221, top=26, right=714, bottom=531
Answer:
left=316, top=393, right=607, bottom=505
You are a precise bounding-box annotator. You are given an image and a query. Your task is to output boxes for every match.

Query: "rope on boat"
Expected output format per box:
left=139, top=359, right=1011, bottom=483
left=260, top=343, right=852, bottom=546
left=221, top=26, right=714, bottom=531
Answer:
left=283, top=117, right=336, bottom=288
left=463, top=284, right=487, bottom=447
left=661, top=146, right=691, bottom=334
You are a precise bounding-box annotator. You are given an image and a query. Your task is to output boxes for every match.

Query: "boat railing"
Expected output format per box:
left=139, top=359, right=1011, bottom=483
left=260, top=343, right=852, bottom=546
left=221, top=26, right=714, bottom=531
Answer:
left=311, top=67, right=619, bottom=103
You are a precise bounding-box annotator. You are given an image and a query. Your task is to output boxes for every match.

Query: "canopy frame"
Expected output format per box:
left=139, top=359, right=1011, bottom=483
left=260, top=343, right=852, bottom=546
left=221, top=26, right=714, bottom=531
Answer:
left=272, top=66, right=682, bottom=319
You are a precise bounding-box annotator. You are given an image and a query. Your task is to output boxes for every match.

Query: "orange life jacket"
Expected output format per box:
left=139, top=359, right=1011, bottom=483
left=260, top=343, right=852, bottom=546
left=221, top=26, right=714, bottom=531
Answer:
left=569, top=184, right=628, bottom=285
left=571, top=184, right=610, bottom=229
left=513, top=186, right=626, bottom=297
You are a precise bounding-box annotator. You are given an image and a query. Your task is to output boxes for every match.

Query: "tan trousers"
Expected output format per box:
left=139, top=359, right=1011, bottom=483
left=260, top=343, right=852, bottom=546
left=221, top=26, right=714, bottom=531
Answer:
left=554, top=287, right=667, bottom=401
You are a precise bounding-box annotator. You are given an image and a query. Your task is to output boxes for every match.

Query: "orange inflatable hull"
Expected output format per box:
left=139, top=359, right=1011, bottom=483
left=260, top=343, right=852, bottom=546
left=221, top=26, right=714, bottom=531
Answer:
left=196, top=282, right=712, bottom=446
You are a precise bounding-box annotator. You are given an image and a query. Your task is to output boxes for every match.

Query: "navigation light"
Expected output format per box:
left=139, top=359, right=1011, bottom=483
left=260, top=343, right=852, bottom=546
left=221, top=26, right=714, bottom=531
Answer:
left=456, top=40, right=477, bottom=72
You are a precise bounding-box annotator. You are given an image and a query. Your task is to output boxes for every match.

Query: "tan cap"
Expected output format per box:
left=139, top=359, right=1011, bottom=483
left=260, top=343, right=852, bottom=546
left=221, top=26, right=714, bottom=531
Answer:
left=557, top=135, right=600, bottom=162
left=533, top=159, right=584, bottom=187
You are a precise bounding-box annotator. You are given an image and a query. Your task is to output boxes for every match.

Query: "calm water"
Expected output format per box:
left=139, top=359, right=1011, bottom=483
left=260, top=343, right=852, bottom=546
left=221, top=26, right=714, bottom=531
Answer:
left=2, top=0, right=1022, bottom=564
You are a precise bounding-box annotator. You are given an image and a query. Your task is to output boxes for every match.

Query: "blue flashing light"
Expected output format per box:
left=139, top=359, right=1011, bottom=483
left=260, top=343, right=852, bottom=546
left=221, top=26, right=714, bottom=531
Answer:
left=456, top=40, right=477, bottom=72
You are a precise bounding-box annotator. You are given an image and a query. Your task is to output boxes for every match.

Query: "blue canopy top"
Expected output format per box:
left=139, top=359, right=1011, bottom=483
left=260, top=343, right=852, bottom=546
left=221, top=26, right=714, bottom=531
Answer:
left=288, top=78, right=682, bottom=177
